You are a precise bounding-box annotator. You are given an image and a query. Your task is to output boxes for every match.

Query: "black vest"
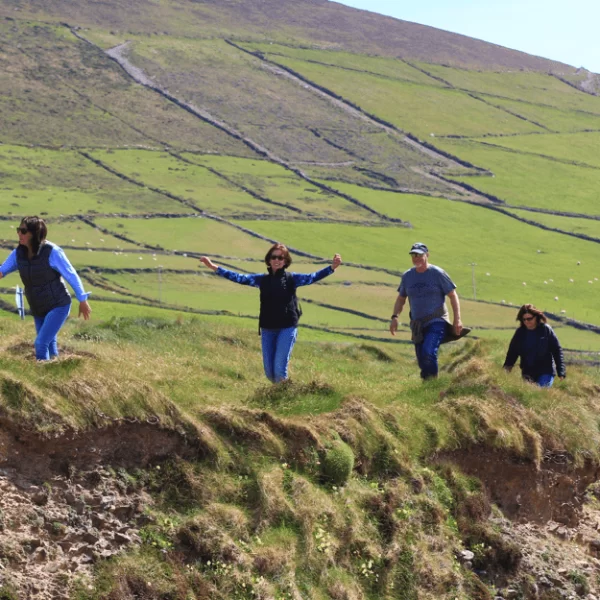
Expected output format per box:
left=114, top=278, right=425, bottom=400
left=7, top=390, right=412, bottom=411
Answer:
left=258, top=270, right=301, bottom=329
left=17, top=243, right=71, bottom=317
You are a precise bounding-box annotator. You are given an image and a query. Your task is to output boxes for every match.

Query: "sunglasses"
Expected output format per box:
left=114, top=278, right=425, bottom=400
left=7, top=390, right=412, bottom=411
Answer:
left=522, top=316, right=536, bottom=322
left=16, top=227, right=29, bottom=235
left=269, top=254, right=285, bottom=261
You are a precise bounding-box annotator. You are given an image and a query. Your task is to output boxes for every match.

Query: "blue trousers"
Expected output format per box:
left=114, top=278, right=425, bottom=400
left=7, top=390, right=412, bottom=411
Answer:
left=414, top=320, right=447, bottom=380
left=261, top=327, right=298, bottom=382
left=33, top=304, right=71, bottom=361
left=536, top=374, right=555, bottom=388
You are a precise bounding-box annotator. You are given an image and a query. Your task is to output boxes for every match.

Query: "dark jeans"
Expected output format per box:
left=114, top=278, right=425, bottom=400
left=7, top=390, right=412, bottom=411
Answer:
left=415, top=320, right=446, bottom=380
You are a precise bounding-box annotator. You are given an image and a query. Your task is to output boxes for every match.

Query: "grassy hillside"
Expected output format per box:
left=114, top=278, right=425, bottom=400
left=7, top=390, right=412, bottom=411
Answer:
left=1, top=317, right=600, bottom=598
left=4, top=3, right=600, bottom=598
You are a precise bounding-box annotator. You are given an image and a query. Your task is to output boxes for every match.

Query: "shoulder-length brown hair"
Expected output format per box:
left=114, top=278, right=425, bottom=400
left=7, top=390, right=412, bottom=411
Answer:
left=20, top=216, right=47, bottom=255
left=264, top=243, right=292, bottom=270
left=516, top=303, right=547, bottom=327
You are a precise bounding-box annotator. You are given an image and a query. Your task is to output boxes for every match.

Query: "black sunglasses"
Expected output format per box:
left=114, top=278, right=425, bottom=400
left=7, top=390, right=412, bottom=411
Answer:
left=522, top=316, right=536, bottom=322
left=269, top=254, right=285, bottom=261
left=16, top=227, right=29, bottom=235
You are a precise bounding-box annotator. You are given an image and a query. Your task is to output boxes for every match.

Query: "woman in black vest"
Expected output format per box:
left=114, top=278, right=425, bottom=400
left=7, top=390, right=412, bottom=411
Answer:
left=0, top=216, right=92, bottom=361
left=200, top=244, right=341, bottom=382
left=504, top=304, right=565, bottom=387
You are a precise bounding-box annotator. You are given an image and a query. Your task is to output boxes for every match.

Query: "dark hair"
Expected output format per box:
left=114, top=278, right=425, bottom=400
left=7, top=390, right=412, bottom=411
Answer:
left=20, top=216, right=47, bottom=255
left=264, top=243, right=292, bottom=270
left=516, top=303, right=547, bottom=327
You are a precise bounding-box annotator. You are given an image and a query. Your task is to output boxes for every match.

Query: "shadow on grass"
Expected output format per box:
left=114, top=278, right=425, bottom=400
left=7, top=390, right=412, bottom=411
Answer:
left=250, top=380, right=343, bottom=416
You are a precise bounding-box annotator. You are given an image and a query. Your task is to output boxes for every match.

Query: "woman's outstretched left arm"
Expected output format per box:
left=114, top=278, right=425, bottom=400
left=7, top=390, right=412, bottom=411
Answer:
left=293, top=254, right=342, bottom=287
left=49, top=246, right=92, bottom=319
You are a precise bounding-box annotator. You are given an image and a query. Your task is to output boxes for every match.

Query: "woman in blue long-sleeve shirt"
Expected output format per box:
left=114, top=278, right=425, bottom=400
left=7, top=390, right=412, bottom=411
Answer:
left=0, top=216, right=92, bottom=361
left=200, top=243, right=342, bottom=382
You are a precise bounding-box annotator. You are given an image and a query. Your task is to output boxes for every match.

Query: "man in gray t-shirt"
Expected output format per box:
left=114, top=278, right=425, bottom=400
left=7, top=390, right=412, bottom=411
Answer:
left=390, top=242, right=463, bottom=379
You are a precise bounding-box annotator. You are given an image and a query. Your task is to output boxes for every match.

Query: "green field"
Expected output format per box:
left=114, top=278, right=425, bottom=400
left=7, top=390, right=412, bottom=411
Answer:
left=473, top=132, right=600, bottom=168
left=507, top=209, right=600, bottom=238
left=182, top=153, right=380, bottom=220
left=0, top=145, right=185, bottom=217
left=419, top=63, right=600, bottom=115
left=265, top=55, right=543, bottom=138
left=0, top=21, right=251, bottom=154
left=434, top=139, right=600, bottom=214
left=242, top=42, right=444, bottom=86
left=473, top=96, right=600, bottom=132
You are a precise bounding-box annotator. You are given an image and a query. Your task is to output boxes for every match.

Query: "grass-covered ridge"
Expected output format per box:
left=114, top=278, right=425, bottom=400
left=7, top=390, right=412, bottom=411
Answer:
left=1, top=314, right=600, bottom=598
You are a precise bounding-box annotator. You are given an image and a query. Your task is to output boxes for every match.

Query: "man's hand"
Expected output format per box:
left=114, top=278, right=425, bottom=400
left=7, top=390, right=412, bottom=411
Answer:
left=332, top=253, right=342, bottom=270
left=390, top=316, right=399, bottom=336
left=78, top=300, right=92, bottom=320
left=200, top=256, right=218, bottom=271
left=453, top=319, right=463, bottom=336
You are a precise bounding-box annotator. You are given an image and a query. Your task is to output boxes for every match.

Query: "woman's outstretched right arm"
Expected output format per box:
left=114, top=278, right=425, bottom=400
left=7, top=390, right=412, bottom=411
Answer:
left=0, top=250, right=18, bottom=280
left=199, top=256, right=263, bottom=288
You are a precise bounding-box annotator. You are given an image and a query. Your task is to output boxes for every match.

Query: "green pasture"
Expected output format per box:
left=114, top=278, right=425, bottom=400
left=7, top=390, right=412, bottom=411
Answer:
left=0, top=145, right=184, bottom=216
left=242, top=42, right=443, bottom=86
left=508, top=209, right=600, bottom=238
left=474, top=132, right=600, bottom=168
left=124, top=36, right=380, bottom=163
left=87, top=149, right=287, bottom=217
left=65, top=249, right=201, bottom=271
left=236, top=186, right=600, bottom=324
left=0, top=220, right=140, bottom=253
left=434, top=139, right=600, bottom=214
left=474, top=96, right=600, bottom=133
left=93, top=216, right=273, bottom=257
left=182, top=153, right=379, bottom=220
left=419, top=63, right=600, bottom=115
left=0, top=22, right=249, bottom=153
left=265, top=55, right=542, bottom=137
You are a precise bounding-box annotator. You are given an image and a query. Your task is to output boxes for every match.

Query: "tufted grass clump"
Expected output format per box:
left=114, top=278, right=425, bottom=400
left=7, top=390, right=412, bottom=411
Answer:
left=321, top=437, right=355, bottom=486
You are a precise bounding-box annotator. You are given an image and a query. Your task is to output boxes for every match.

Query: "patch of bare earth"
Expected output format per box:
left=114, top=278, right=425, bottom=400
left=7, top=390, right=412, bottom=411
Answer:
left=0, top=420, right=193, bottom=598
left=438, top=447, right=600, bottom=599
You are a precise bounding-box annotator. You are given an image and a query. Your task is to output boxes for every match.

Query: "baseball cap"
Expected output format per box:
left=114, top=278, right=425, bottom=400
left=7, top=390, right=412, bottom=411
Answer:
left=409, top=242, right=428, bottom=255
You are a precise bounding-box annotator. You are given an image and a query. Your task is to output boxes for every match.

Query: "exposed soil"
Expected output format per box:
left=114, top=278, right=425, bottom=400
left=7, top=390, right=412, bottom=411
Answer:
left=437, top=447, right=599, bottom=527
left=436, top=447, right=600, bottom=597
left=0, top=418, right=194, bottom=599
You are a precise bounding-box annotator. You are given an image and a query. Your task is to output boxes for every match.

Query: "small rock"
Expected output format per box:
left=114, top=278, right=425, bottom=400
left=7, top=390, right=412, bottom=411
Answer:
left=32, top=547, right=47, bottom=563
left=459, top=549, right=475, bottom=562
left=505, top=589, right=520, bottom=599
left=31, top=490, right=49, bottom=506
left=83, top=532, right=99, bottom=545
left=114, top=532, right=132, bottom=545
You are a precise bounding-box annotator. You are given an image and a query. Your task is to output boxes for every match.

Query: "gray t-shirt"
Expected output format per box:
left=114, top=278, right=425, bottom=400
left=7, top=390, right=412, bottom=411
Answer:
left=398, top=265, right=456, bottom=321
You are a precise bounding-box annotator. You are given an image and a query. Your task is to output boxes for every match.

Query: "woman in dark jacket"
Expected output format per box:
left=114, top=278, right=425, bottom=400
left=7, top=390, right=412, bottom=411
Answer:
left=200, top=243, right=341, bottom=382
left=503, top=304, right=565, bottom=387
left=0, top=216, right=92, bottom=361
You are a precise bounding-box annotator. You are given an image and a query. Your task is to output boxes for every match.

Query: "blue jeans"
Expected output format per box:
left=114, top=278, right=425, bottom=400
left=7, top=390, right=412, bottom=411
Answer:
left=33, top=304, right=71, bottom=361
left=415, top=320, right=446, bottom=380
left=536, top=374, right=555, bottom=388
left=261, top=327, right=298, bottom=382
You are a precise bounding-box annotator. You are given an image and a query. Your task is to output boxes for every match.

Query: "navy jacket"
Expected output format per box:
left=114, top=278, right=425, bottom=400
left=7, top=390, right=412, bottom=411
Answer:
left=503, top=323, right=565, bottom=380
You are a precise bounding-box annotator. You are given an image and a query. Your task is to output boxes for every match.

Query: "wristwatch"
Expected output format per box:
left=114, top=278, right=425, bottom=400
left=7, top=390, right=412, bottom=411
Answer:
left=391, top=315, right=398, bottom=319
